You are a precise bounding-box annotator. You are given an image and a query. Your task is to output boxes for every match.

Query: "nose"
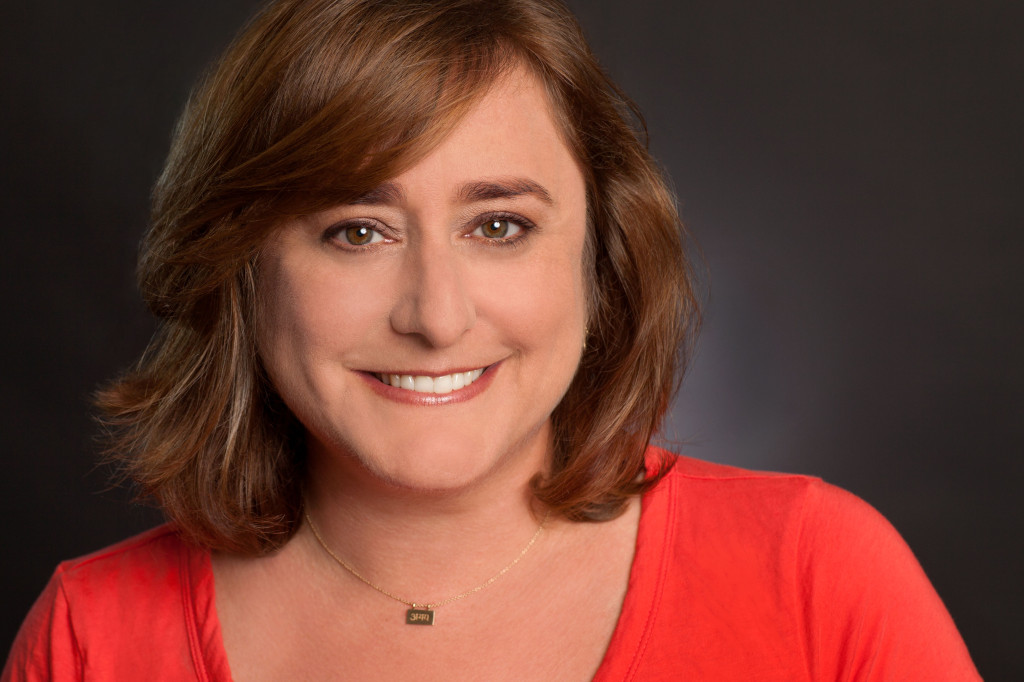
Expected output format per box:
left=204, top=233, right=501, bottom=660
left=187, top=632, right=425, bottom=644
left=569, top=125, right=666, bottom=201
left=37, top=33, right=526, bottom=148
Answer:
left=389, top=241, right=475, bottom=347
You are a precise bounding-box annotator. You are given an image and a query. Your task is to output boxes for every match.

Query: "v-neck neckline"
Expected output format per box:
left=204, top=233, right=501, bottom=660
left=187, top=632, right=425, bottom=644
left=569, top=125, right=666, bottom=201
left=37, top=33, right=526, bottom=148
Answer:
left=189, top=459, right=677, bottom=681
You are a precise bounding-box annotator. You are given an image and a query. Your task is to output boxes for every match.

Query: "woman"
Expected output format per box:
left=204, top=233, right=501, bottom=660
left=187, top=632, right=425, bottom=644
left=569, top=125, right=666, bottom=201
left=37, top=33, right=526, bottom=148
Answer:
left=4, top=0, right=979, bottom=679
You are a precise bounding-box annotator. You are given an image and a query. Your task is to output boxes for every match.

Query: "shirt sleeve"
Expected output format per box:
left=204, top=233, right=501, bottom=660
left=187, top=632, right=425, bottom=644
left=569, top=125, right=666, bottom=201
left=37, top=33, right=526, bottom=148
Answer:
left=797, top=480, right=982, bottom=680
left=2, top=567, right=83, bottom=682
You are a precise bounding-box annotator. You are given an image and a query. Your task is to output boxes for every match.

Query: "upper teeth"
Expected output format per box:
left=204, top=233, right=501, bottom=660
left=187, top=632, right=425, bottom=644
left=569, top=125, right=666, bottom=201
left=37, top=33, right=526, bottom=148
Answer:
left=378, top=369, right=485, bottom=394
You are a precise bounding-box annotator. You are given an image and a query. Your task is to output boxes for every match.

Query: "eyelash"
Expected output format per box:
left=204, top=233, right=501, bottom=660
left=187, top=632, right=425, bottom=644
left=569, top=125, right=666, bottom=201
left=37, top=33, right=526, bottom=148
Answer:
left=322, top=211, right=538, bottom=251
left=471, top=211, right=537, bottom=249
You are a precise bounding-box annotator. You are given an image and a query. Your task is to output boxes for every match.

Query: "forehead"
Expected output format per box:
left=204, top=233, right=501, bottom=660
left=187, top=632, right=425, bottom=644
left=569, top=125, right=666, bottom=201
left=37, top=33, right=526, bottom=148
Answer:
left=385, top=67, right=582, bottom=202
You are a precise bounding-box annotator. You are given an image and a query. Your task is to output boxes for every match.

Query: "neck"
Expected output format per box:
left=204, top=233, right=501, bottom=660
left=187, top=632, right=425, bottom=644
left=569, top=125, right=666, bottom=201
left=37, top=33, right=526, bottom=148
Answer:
left=298, top=429, right=553, bottom=603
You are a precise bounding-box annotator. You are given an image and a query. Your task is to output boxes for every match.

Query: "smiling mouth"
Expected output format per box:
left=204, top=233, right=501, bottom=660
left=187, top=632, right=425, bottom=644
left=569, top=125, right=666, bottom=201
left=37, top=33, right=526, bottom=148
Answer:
left=373, top=368, right=487, bottom=395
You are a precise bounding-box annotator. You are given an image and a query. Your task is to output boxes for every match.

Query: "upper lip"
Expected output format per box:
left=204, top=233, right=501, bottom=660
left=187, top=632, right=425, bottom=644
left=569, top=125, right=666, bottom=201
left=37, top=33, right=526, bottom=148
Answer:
left=360, top=364, right=493, bottom=377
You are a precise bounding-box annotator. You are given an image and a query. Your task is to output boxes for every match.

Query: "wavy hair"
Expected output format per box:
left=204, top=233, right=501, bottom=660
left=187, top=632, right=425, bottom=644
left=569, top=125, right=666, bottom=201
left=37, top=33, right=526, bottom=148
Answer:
left=97, top=0, right=701, bottom=554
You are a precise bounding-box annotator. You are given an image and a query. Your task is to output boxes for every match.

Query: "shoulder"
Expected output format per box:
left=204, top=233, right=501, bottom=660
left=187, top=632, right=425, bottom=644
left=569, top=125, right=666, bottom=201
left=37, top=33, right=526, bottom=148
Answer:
left=648, top=446, right=833, bottom=536
left=47, top=525, right=199, bottom=619
left=55, top=524, right=186, bottom=584
left=649, top=445, right=884, bottom=523
left=650, top=447, right=924, bottom=573
left=632, top=447, right=981, bottom=680
left=2, top=526, right=217, bottom=681
left=642, top=448, right=838, bottom=597
left=54, top=524, right=210, bottom=632
left=647, top=447, right=929, bottom=595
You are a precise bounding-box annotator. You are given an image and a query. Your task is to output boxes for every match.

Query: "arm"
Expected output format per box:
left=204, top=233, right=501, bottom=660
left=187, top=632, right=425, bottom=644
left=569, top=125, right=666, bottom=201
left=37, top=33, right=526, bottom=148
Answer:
left=797, top=481, right=981, bottom=680
left=2, top=567, right=83, bottom=682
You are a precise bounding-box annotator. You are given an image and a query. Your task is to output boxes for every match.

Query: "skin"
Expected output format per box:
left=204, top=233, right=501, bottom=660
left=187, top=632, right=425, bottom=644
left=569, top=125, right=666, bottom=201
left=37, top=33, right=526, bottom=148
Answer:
left=214, top=67, right=639, bottom=681
left=258, top=69, right=589, bottom=501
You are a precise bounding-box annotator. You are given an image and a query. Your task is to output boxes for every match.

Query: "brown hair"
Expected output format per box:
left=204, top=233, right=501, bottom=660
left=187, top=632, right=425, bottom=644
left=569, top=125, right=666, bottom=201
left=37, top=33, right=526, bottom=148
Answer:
left=98, top=0, right=701, bottom=554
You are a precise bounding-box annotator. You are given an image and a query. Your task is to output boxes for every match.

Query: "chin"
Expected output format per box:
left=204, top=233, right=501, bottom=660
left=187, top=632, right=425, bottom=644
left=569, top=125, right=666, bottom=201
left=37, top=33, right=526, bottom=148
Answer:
left=375, top=464, right=489, bottom=494
left=297, top=380, right=558, bottom=495
left=324, top=433, right=516, bottom=494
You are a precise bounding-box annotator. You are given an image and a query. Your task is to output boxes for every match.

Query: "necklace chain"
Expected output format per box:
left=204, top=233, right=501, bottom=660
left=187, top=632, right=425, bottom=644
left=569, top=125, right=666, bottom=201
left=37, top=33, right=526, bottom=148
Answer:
left=304, top=509, right=550, bottom=611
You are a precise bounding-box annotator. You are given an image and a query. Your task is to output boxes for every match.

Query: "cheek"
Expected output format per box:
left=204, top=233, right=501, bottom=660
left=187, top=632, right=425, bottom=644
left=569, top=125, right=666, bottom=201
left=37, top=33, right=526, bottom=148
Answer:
left=471, top=241, right=587, bottom=353
left=256, top=256, right=383, bottom=390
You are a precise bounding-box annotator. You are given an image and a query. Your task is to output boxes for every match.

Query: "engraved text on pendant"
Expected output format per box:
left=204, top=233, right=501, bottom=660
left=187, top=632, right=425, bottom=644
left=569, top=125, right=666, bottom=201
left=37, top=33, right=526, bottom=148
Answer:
left=406, top=608, right=434, bottom=625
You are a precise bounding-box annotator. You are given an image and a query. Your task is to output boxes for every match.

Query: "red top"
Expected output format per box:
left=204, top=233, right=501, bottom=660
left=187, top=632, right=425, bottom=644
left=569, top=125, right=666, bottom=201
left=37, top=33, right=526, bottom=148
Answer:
left=3, top=452, right=981, bottom=680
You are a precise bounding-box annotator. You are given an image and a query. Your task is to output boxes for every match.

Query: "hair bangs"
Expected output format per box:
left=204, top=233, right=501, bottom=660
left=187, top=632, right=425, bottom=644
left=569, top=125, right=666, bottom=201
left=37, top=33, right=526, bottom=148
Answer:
left=203, top=3, right=530, bottom=222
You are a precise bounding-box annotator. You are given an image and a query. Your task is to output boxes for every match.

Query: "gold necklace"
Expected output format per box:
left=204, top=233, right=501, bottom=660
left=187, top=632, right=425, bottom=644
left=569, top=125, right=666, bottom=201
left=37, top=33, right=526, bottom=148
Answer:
left=305, top=509, right=550, bottom=626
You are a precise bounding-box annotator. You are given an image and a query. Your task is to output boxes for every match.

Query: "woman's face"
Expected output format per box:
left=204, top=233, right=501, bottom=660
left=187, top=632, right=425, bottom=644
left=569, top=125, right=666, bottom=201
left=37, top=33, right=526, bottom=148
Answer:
left=258, top=68, right=588, bottom=493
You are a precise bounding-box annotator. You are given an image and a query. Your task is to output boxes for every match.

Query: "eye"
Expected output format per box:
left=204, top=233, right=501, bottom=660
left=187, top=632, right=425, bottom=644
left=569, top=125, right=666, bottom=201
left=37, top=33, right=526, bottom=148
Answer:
left=472, top=218, right=524, bottom=240
left=344, top=224, right=383, bottom=245
left=328, top=222, right=386, bottom=247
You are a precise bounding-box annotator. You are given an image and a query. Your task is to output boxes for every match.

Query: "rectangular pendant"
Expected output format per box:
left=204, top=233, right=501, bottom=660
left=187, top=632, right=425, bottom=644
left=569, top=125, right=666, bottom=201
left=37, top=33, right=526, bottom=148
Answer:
left=406, top=608, right=434, bottom=625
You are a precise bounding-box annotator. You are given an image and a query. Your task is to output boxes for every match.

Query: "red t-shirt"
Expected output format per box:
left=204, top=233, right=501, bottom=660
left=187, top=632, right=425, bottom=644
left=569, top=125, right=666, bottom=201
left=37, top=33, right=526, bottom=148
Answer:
left=4, top=452, right=981, bottom=680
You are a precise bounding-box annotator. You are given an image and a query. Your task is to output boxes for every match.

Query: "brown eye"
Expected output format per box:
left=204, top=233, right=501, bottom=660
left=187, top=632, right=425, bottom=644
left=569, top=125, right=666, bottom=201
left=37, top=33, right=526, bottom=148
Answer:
left=473, top=219, right=522, bottom=240
left=343, top=224, right=381, bottom=246
left=481, top=220, right=508, bottom=238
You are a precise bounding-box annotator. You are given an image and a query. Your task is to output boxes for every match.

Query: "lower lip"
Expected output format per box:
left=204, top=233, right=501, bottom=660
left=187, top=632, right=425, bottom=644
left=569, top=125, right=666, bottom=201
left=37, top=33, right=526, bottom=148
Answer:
left=358, top=363, right=500, bottom=406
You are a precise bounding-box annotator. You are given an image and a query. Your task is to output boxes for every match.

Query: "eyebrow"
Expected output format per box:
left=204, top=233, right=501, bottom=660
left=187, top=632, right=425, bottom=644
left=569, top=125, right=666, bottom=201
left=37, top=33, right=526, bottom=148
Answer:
left=457, top=178, right=554, bottom=206
left=348, top=177, right=554, bottom=207
left=349, top=182, right=406, bottom=205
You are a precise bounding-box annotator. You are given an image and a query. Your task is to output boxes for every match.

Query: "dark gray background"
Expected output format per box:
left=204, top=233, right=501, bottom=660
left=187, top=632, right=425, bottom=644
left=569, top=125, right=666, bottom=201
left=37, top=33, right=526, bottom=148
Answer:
left=2, top=1, right=1020, bottom=677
